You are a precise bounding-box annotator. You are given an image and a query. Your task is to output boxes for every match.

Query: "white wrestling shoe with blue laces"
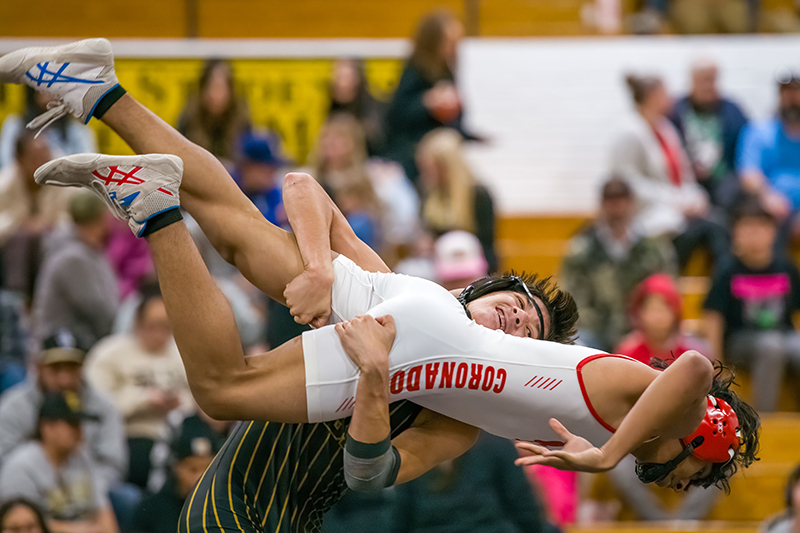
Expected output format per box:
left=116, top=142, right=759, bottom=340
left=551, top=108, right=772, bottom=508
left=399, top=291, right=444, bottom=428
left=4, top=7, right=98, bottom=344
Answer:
left=35, top=153, right=183, bottom=237
left=0, top=38, right=119, bottom=132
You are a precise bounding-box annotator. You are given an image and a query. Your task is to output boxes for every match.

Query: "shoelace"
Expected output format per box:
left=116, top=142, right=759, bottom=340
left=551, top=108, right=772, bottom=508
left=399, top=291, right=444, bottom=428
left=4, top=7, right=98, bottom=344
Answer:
left=26, top=100, right=70, bottom=138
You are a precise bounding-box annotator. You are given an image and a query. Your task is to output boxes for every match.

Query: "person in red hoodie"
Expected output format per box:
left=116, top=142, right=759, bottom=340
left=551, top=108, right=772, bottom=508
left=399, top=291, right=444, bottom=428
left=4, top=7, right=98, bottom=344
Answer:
left=616, top=273, right=713, bottom=366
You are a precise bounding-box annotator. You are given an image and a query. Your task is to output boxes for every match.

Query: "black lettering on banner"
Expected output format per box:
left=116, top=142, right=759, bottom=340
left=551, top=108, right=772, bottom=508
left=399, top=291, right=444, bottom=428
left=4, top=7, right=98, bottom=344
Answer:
left=407, top=366, right=422, bottom=392
left=468, top=364, right=483, bottom=390
left=425, top=363, right=440, bottom=389
left=482, top=366, right=495, bottom=391
left=455, top=363, right=468, bottom=388
left=439, top=362, right=456, bottom=389
left=390, top=371, right=405, bottom=395
left=494, top=368, right=507, bottom=393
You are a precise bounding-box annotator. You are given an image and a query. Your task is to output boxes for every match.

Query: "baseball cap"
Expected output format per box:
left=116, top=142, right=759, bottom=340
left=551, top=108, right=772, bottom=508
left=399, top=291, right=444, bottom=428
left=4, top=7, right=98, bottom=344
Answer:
left=171, top=415, right=225, bottom=461
left=434, top=231, right=488, bottom=282
left=242, top=133, right=285, bottom=167
left=39, top=392, right=98, bottom=425
left=39, top=330, right=86, bottom=366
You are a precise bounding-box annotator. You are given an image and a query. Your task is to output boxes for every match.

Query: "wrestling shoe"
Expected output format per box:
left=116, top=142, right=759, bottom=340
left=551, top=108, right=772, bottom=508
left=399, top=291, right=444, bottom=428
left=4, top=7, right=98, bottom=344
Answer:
left=35, top=153, right=183, bottom=237
left=0, top=38, right=119, bottom=132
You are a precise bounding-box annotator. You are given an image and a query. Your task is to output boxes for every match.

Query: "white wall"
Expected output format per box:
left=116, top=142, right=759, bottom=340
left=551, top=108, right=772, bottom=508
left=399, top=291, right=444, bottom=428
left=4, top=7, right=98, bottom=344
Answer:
left=459, top=35, right=800, bottom=215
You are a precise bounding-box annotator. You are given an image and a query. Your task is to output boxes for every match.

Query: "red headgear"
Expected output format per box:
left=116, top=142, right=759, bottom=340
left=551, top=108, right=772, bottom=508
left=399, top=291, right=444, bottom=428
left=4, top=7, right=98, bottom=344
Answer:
left=680, top=396, right=740, bottom=463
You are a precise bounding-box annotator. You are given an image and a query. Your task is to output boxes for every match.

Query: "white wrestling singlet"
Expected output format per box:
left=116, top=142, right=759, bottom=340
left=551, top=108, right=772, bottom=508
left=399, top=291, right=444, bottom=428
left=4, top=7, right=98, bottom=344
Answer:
left=303, top=256, right=644, bottom=448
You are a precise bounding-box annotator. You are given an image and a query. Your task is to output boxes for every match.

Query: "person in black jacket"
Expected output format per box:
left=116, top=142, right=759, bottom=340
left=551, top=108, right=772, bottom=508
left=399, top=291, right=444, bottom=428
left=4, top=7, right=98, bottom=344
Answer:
left=384, top=9, right=478, bottom=185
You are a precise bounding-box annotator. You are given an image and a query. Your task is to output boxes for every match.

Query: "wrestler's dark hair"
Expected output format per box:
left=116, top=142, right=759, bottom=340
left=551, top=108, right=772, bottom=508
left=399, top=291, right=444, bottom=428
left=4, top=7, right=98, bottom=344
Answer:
left=651, top=358, right=760, bottom=493
left=460, top=271, right=579, bottom=345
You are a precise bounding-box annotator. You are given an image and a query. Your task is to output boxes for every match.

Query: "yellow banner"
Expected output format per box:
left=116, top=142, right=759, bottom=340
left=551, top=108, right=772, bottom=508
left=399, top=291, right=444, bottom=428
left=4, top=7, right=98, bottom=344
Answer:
left=0, top=58, right=403, bottom=163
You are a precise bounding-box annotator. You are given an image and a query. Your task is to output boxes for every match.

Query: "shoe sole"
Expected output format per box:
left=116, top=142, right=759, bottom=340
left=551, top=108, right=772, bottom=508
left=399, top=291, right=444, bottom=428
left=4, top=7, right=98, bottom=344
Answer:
left=0, top=38, right=113, bottom=82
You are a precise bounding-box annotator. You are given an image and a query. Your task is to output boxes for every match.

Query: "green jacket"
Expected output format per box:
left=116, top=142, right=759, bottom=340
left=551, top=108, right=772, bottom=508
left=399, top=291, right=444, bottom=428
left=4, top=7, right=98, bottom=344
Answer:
left=559, top=223, right=677, bottom=351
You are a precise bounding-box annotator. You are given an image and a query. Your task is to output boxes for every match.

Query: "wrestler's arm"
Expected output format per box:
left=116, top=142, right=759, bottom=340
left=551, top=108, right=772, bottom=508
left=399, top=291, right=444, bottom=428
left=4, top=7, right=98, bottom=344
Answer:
left=335, top=314, right=478, bottom=491
left=516, top=351, right=713, bottom=472
left=282, top=172, right=390, bottom=327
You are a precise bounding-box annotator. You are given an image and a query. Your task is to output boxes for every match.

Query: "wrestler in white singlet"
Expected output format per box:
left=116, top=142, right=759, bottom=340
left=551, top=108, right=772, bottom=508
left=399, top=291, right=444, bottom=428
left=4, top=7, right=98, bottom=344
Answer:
left=305, top=255, right=645, bottom=449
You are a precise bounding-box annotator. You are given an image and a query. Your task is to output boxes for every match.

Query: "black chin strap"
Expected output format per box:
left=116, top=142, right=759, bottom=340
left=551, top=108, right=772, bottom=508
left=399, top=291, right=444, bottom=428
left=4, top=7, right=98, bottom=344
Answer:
left=635, top=436, right=704, bottom=484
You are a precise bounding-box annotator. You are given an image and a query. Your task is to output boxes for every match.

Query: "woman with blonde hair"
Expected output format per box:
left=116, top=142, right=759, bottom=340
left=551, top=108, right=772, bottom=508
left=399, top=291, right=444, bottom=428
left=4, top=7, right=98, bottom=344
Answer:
left=314, top=113, right=419, bottom=252
left=417, top=128, right=497, bottom=272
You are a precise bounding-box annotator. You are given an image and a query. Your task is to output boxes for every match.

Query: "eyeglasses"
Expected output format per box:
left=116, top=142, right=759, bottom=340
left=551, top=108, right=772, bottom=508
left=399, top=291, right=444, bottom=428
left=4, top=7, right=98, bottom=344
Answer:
left=508, top=276, right=545, bottom=341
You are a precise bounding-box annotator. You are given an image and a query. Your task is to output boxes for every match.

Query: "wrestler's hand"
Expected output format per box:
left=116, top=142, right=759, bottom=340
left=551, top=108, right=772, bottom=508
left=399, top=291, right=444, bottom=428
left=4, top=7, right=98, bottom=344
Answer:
left=514, top=418, right=616, bottom=473
left=283, top=264, right=335, bottom=328
left=335, top=315, right=395, bottom=373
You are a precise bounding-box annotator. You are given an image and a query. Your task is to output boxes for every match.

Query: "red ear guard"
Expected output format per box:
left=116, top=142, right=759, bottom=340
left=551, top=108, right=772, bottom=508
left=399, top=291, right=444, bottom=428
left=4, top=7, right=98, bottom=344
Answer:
left=680, top=396, right=740, bottom=463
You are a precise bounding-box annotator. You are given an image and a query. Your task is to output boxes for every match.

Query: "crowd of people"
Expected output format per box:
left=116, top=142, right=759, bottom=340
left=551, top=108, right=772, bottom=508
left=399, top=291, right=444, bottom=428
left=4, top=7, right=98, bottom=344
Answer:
left=0, top=6, right=799, bottom=533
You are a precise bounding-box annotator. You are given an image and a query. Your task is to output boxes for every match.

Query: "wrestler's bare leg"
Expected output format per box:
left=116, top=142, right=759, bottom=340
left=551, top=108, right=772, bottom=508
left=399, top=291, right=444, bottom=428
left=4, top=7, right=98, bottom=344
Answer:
left=147, top=219, right=308, bottom=422
left=100, top=95, right=305, bottom=301
left=100, top=95, right=389, bottom=302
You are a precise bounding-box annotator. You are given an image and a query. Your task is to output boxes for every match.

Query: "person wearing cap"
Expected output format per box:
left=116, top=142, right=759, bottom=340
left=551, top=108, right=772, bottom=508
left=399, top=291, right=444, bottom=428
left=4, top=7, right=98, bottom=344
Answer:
left=32, top=189, right=119, bottom=350
left=235, top=132, right=287, bottom=228
left=434, top=230, right=488, bottom=292
left=669, top=59, right=748, bottom=211
left=703, top=199, right=800, bottom=412
left=85, top=287, right=193, bottom=490
left=737, top=70, right=800, bottom=231
left=560, top=176, right=677, bottom=352
left=129, top=414, right=223, bottom=533
left=0, top=392, right=119, bottom=533
left=617, top=273, right=712, bottom=366
left=0, top=330, right=127, bottom=491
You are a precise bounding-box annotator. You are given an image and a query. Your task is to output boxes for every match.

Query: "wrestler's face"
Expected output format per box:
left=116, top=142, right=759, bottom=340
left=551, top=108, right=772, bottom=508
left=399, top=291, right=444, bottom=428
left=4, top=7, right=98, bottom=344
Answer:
left=466, top=291, right=549, bottom=340
left=651, top=439, right=714, bottom=492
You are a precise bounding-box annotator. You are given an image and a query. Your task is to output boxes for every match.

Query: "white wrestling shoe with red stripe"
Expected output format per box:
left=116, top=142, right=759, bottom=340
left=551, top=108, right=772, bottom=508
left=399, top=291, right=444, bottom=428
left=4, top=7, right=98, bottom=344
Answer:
left=35, top=153, right=183, bottom=237
left=0, top=38, right=119, bottom=133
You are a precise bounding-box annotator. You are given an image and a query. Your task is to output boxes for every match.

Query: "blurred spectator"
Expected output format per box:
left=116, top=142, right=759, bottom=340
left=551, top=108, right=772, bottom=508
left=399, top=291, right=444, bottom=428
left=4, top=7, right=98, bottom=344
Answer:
left=0, top=86, right=96, bottom=170
left=32, top=191, right=118, bottom=350
left=0, top=132, right=70, bottom=301
left=0, top=498, right=50, bottom=533
left=611, top=74, right=728, bottom=269
left=670, top=0, right=750, bottom=34
left=703, top=200, right=800, bottom=412
left=560, top=177, right=676, bottom=351
left=434, top=230, right=488, bottom=291
left=130, top=414, right=222, bottom=533
left=178, top=59, right=251, bottom=164
left=390, top=433, right=557, bottom=533
left=105, top=219, right=153, bottom=300
left=314, top=113, right=420, bottom=252
left=236, top=132, right=287, bottom=227
left=393, top=230, right=437, bottom=282
left=417, top=128, right=498, bottom=273
left=384, top=9, right=478, bottom=185
left=670, top=59, right=748, bottom=211
left=85, top=287, right=192, bottom=490
left=328, top=58, right=387, bottom=156
left=761, top=462, right=800, bottom=533
left=616, top=273, right=713, bottom=364
left=0, top=392, right=119, bottom=533
left=0, top=331, right=127, bottom=489
left=0, top=254, right=28, bottom=393
left=737, top=71, right=800, bottom=239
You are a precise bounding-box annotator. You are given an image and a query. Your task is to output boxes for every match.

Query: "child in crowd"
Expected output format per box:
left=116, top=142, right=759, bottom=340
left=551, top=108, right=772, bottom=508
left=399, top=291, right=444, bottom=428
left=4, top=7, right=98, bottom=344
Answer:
left=616, top=273, right=712, bottom=365
left=703, top=199, right=800, bottom=412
